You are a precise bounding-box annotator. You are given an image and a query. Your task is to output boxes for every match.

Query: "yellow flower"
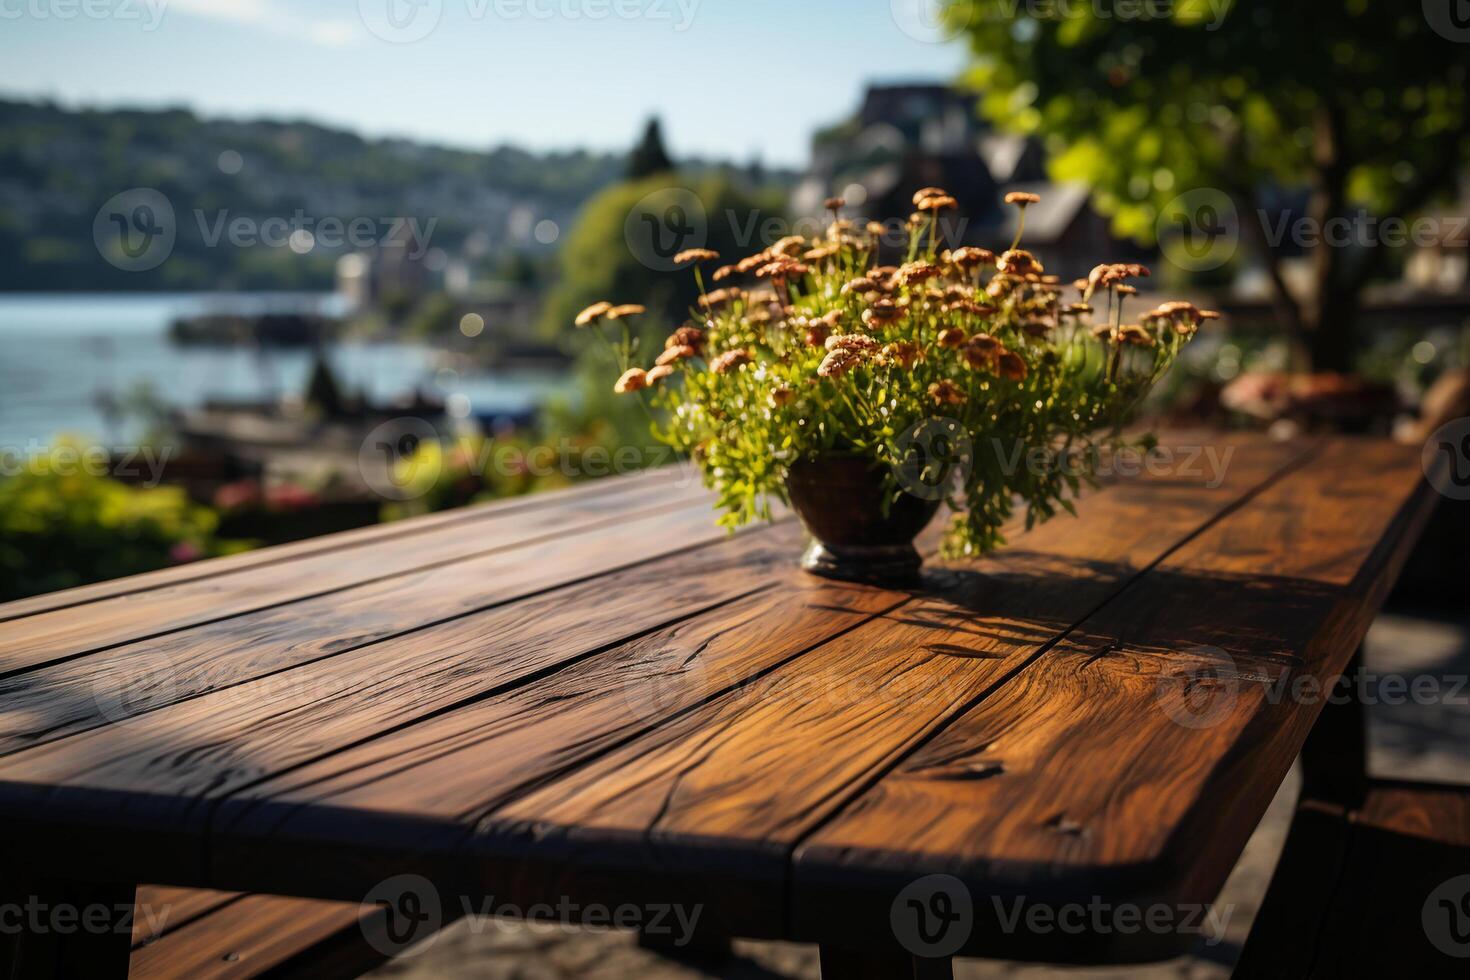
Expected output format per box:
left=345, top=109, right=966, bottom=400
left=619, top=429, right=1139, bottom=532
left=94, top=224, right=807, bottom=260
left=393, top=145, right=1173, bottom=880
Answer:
left=884, top=341, right=922, bottom=369
left=710, top=349, right=752, bottom=374
left=916, top=195, right=959, bottom=212
left=928, top=380, right=967, bottom=406
left=996, top=250, right=1042, bottom=276
left=896, top=261, right=942, bottom=285
left=997, top=350, right=1028, bottom=381
left=574, top=301, right=612, bottom=327
left=825, top=334, right=879, bottom=353
left=818, top=347, right=864, bottom=378
left=656, top=345, right=696, bottom=366
left=605, top=304, right=646, bottom=321
left=666, top=325, right=705, bottom=350
left=614, top=368, right=648, bottom=393
left=1116, top=324, right=1156, bottom=348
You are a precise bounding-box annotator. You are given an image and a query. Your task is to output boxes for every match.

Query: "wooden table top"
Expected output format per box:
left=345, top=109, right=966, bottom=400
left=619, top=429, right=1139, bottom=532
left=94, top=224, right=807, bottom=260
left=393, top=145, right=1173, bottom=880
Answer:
left=0, top=432, right=1440, bottom=963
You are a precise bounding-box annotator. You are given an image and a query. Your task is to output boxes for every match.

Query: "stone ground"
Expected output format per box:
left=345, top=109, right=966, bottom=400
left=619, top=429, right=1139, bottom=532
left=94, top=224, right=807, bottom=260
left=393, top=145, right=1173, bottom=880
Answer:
left=368, top=603, right=1470, bottom=980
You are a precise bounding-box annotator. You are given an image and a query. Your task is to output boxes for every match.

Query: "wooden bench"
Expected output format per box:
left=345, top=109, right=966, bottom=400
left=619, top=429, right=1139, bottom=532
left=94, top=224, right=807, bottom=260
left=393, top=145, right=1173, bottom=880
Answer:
left=1236, top=780, right=1470, bottom=977
left=127, top=888, right=384, bottom=979
left=1233, top=633, right=1470, bottom=978
left=0, top=434, right=1445, bottom=978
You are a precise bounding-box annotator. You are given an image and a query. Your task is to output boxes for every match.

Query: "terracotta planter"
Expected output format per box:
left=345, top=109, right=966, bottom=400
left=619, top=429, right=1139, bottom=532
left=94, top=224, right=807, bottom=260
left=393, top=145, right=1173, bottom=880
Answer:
left=784, top=454, right=942, bottom=584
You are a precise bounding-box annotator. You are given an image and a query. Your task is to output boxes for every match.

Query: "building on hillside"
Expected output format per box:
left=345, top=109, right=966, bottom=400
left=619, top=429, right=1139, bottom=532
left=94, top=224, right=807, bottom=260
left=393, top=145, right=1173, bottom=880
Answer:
left=791, top=83, right=1152, bottom=281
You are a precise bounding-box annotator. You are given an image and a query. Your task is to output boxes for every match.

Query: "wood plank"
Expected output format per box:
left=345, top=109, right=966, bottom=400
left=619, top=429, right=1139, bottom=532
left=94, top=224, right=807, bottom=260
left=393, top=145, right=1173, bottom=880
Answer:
left=127, top=894, right=372, bottom=980
left=1357, top=780, right=1470, bottom=846
left=132, top=887, right=241, bottom=947
left=792, top=438, right=1437, bottom=962
left=0, top=520, right=800, bottom=825
left=0, top=499, right=748, bottom=758
left=192, top=437, right=1310, bottom=936
left=0, top=466, right=687, bottom=623
left=1236, top=780, right=1470, bottom=978
left=0, top=472, right=710, bottom=675
left=0, top=512, right=931, bottom=894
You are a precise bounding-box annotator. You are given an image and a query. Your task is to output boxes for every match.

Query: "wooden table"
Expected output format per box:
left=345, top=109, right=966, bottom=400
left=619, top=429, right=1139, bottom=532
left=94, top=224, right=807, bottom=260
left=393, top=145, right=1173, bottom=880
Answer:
left=0, top=433, right=1442, bottom=978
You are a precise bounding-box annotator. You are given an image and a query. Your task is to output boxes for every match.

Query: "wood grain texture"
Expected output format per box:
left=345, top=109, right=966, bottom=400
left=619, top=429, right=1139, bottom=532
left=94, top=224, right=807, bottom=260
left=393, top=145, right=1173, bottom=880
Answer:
left=197, top=521, right=964, bottom=929
left=0, top=466, right=689, bottom=624
left=792, top=438, right=1438, bottom=962
left=132, top=887, right=241, bottom=947
left=127, top=893, right=373, bottom=980
left=0, top=471, right=709, bottom=675
left=0, top=434, right=1437, bottom=970
left=0, top=518, right=808, bottom=885
left=0, top=500, right=756, bottom=759
left=189, top=437, right=1307, bottom=937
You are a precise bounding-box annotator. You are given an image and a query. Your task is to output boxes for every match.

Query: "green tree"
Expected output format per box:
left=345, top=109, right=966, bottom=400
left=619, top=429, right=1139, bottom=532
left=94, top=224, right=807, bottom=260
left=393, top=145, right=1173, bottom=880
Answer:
left=538, top=173, right=785, bottom=340
left=627, top=118, right=675, bottom=180
left=948, top=0, right=1470, bottom=371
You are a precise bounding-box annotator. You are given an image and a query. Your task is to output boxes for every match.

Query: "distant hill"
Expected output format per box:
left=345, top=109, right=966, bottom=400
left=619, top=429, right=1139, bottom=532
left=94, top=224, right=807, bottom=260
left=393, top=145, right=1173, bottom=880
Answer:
left=0, top=99, right=787, bottom=292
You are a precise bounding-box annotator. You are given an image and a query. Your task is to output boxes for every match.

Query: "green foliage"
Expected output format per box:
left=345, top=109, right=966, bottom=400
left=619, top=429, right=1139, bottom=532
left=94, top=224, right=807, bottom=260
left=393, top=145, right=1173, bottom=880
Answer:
left=538, top=174, right=786, bottom=339
left=0, top=100, right=799, bottom=293
left=379, top=413, right=668, bottom=524
left=0, top=441, right=241, bottom=601
left=594, top=197, right=1199, bottom=556
left=948, top=0, right=1468, bottom=241
left=946, top=0, right=1470, bottom=370
left=0, top=99, right=627, bottom=292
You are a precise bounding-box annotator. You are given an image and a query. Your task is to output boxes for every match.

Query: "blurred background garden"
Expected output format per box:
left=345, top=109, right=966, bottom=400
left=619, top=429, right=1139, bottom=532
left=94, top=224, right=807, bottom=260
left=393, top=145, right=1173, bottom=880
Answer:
left=2, top=0, right=1467, bottom=602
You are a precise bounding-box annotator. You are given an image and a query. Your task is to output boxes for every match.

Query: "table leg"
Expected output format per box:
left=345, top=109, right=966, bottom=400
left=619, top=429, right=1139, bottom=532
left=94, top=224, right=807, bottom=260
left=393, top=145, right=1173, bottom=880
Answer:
left=0, top=877, right=135, bottom=980
left=1299, top=643, right=1369, bottom=808
left=818, top=944, right=953, bottom=979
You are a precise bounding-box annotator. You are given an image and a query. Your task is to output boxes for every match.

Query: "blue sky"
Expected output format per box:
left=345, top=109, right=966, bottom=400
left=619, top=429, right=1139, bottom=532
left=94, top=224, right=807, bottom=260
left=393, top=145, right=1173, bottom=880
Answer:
left=0, top=0, right=969, bottom=165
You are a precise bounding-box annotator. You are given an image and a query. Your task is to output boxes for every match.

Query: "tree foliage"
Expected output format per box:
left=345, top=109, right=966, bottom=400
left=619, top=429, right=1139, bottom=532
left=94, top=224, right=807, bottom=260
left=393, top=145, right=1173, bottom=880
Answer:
left=0, top=442, right=240, bottom=601
left=948, top=0, right=1470, bottom=370
left=538, top=173, right=785, bottom=339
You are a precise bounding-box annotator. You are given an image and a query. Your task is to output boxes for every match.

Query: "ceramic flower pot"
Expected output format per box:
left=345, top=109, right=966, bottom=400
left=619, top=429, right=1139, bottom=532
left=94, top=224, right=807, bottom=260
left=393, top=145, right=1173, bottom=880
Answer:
left=784, top=454, right=942, bottom=584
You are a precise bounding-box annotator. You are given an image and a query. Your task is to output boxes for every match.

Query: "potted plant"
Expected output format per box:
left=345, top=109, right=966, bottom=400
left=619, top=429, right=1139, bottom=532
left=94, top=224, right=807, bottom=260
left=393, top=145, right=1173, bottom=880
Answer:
left=578, top=189, right=1212, bottom=583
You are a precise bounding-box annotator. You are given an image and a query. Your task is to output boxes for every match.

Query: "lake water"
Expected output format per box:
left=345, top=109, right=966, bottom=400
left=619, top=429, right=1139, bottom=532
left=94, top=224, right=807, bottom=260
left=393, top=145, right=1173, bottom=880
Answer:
left=0, top=293, right=568, bottom=448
